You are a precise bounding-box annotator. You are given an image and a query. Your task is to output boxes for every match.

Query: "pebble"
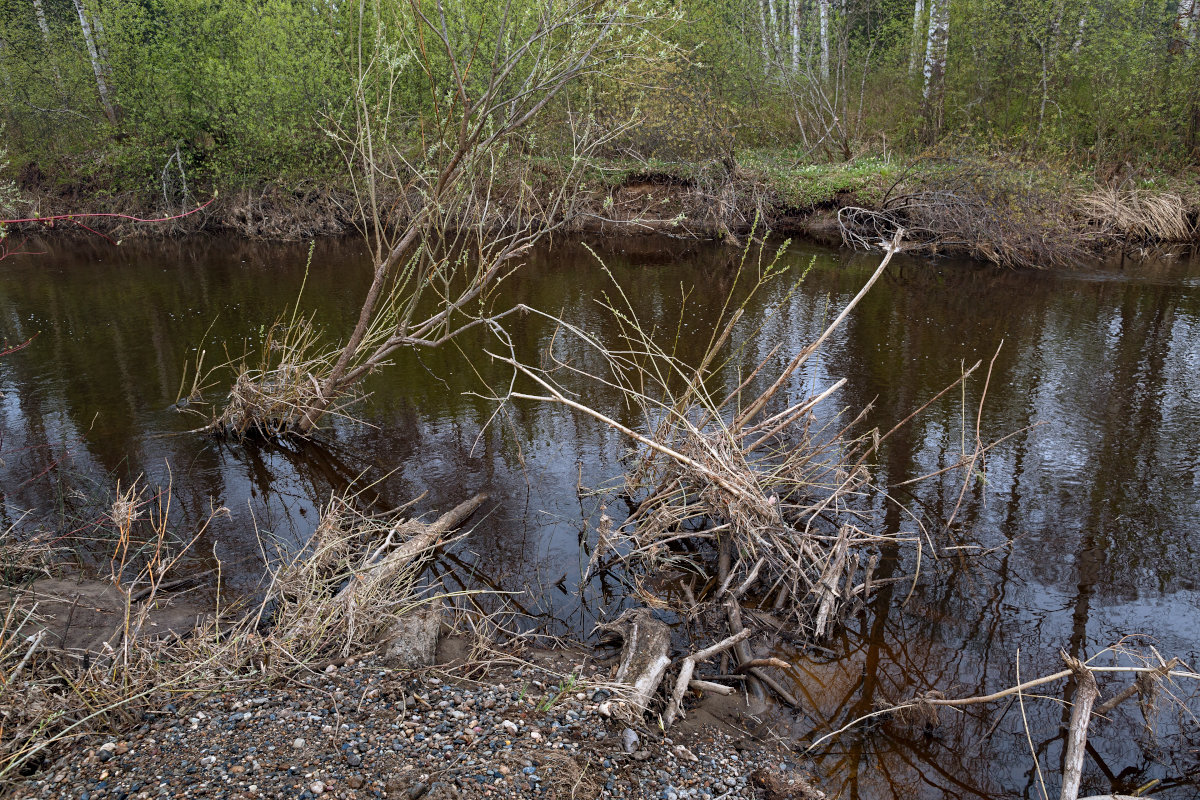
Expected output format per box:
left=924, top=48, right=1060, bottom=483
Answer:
left=12, top=655, right=809, bottom=800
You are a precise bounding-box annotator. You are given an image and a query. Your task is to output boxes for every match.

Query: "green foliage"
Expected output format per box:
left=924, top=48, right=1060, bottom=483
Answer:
left=739, top=151, right=897, bottom=207
left=0, top=122, right=21, bottom=217
left=0, top=0, right=1197, bottom=203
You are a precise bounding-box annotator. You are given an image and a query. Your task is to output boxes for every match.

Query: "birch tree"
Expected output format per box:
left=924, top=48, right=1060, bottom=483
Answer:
left=1177, top=0, right=1197, bottom=38
left=909, top=0, right=925, bottom=74
left=31, top=0, right=63, bottom=89
left=921, top=0, right=949, bottom=135
left=70, top=0, right=115, bottom=123
left=818, top=0, right=830, bottom=80
left=791, top=0, right=800, bottom=71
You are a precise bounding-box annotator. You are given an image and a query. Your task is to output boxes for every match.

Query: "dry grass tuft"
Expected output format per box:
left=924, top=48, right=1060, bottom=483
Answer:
left=1078, top=187, right=1194, bottom=242
left=0, top=478, right=482, bottom=785
left=209, top=316, right=362, bottom=439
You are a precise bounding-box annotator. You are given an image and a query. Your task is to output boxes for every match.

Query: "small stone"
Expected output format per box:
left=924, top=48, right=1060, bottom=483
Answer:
left=598, top=701, right=613, bottom=718
left=293, top=738, right=306, bottom=749
left=347, top=776, right=364, bottom=789
left=633, top=749, right=652, bottom=761
left=502, top=720, right=519, bottom=736
left=672, top=745, right=699, bottom=762
left=310, top=780, right=326, bottom=794
left=621, top=728, right=639, bottom=754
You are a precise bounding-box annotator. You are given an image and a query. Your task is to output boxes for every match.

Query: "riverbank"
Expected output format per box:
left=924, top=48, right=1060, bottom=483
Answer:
left=7, top=151, right=1199, bottom=268
left=6, top=647, right=825, bottom=800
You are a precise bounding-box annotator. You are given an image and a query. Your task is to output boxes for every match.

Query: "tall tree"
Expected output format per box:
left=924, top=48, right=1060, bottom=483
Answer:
left=791, top=0, right=801, bottom=72
left=909, top=0, right=925, bottom=74
left=922, top=0, right=949, bottom=136
left=70, top=0, right=115, bottom=122
left=31, top=0, right=63, bottom=89
left=1176, top=0, right=1197, bottom=40
left=818, top=0, right=830, bottom=80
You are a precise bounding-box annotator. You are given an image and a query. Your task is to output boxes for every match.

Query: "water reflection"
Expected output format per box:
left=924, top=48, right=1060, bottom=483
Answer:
left=1, top=235, right=1198, bottom=798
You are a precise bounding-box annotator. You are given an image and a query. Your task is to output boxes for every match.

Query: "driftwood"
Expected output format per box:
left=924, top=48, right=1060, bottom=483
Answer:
left=600, top=607, right=672, bottom=721
left=663, top=628, right=751, bottom=728
left=1060, top=655, right=1099, bottom=800
left=286, top=493, right=488, bottom=646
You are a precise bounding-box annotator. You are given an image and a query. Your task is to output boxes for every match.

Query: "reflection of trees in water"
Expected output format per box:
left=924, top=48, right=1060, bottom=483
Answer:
left=803, top=248, right=1200, bottom=798
left=4, top=237, right=1200, bottom=796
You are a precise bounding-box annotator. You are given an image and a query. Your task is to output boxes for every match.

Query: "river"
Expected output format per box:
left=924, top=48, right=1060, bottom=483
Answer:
left=1, top=234, right=1197, bottom=798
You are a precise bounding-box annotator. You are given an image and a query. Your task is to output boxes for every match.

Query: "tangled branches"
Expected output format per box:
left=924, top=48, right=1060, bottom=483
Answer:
left=838, top=156, right=1099, bottom=268
left=488, top=232, right=911, bottom=648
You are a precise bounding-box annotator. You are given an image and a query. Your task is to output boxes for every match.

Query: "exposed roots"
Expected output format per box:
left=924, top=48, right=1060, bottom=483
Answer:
left=839, top=156, right=1101, bottom=268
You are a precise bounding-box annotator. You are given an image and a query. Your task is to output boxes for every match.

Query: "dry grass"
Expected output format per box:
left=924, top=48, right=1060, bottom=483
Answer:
left=1078, top=187, right=1195, bottom=242
left=0, top=477, right=476, bottom=786
left=200, top=315, right=365, bottom=439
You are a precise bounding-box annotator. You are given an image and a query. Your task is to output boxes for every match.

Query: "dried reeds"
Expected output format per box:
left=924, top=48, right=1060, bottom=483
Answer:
left=1078, top=187, right=1195, bottom=242
left=0, top=476, right=488, bottom=785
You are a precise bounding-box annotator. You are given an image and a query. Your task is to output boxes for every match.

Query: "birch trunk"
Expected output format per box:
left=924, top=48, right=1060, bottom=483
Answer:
left=909, top=0, right=925, bottom=74
left=766, top=0, right=781, bottom=56
left=1071, top=12, right=1086, bottom=53
left=759, top=0, right=770, bottom=68
left=32, top=0, right=52, bottom=41
left=818, top=0, right=830, bottom=81
left=71, top=0, right=116, bottom=123
left=922, top=0, right=949, bottom=134
left=1178, top=0, right=1197, bottom=37
left=790, top=0, right=800, bottom=72
left=32, top=0, right=64, bottom=88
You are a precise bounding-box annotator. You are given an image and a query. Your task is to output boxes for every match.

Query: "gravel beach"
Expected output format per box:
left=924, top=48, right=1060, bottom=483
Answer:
left=11, top=651, right=824, bottom=800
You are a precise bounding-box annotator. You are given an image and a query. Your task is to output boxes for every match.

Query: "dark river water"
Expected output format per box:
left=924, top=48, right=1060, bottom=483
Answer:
left=1, top=235, right=1198, bottom=798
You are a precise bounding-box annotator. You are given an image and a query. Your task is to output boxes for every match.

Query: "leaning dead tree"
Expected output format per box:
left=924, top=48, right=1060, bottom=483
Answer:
left=483, top=231, right=981, bottom=723
left=199, top=0, right=677, bottom=438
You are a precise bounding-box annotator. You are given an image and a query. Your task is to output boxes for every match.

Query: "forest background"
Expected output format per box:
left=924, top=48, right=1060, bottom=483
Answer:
left=1, top=0, right=1199, bottom=227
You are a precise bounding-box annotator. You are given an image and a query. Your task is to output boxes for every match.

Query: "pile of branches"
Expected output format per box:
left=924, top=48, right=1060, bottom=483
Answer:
left=489, top=233, right=938, bottom=718
left=838, top=156, right=1099, bottom=268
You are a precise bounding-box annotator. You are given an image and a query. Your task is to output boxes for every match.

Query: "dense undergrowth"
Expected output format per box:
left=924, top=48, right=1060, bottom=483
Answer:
left=3, top=0, right=1200, bottom=257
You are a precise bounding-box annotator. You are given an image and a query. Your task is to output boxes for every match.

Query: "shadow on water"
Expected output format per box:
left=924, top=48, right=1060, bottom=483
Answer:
left=1, top=235, right=1198, bottom=798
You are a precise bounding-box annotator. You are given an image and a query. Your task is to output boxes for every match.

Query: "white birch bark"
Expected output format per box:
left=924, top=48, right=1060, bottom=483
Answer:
left=71, top=0, right=115, bottom=122
left=1178, top=0, right=1197, bottom=36
left=922, top=0, right=949, bottom=103
left=818, top=0, right=830, bottom=81
left=909, top=0, right=925, bottom=74
left=1071, top=12, right=1086, bottom=53
left=766, top=0, right=781, bottom=55
left=32, top=0, right=64, bottom=87
left=791, top=0, right=801, bottom=72
left=758, top=0, right=770, bottom=68
left=32, top=0, right=52, bottom=41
